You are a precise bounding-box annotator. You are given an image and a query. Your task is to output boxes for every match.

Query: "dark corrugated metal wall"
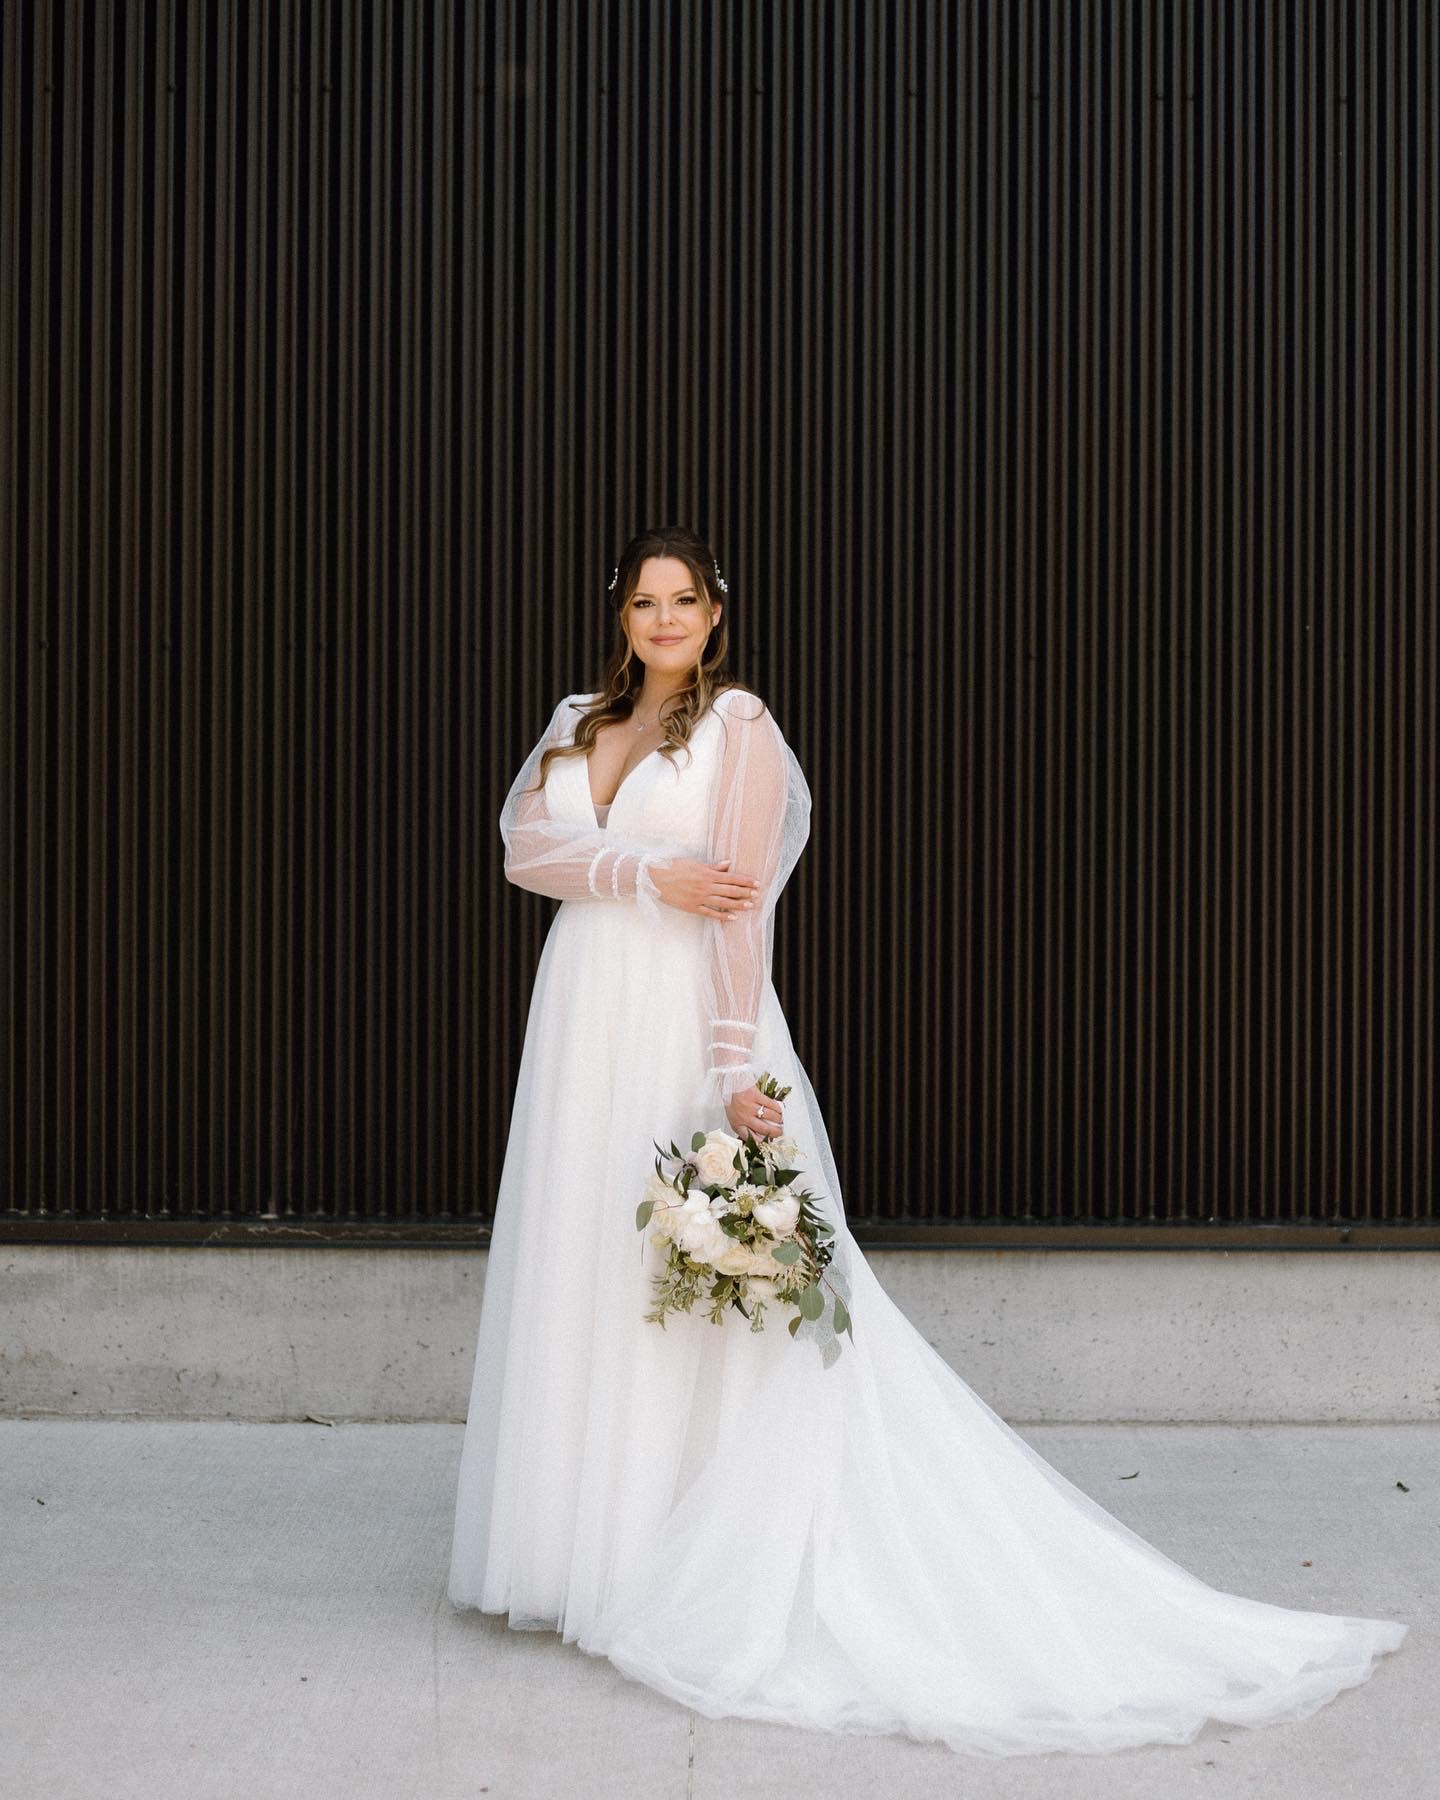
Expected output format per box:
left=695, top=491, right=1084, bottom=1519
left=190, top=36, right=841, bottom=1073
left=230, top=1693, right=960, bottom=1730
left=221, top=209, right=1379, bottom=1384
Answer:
left=2, top=3, right=1435, bottom=1247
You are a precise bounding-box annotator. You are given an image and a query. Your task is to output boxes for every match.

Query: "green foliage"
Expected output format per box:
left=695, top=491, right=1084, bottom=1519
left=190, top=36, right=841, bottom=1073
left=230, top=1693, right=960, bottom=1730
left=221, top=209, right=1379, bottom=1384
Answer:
left=635, top=1072, right=854, bottom=1356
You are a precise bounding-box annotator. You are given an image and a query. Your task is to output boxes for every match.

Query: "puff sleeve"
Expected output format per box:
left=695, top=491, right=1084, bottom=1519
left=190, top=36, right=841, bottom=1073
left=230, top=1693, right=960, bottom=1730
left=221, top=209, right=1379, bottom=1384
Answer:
left=701, top=690, right=812, bottom=1108
left=499, top=694, right=672, bottom=913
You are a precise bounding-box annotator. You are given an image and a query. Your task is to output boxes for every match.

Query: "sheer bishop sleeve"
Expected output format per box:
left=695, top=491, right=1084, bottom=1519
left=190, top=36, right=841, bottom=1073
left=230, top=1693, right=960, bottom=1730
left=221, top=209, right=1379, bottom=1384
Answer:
left=701, top=691, right=812, bottom=1110
left=499, top=693, right=673, bottom=915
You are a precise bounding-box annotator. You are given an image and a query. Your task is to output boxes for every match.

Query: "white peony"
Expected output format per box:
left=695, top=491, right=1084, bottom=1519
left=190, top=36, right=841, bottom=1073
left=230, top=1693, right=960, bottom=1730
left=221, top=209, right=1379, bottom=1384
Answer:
left=752, top=1194, right=801, bottom=1238
left=675, top=1195, right=730, bottom=1264
left=696, top=1224, right=734, bottom=1267
left=694, top=1130, right=744, bottom=1186
left=744, top=1274, right=781, bottom=1306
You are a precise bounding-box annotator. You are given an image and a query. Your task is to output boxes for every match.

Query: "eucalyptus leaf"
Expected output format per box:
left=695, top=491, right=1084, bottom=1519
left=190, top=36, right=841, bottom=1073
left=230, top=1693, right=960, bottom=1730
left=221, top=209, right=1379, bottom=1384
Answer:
left=771, top=1240, right=802, bottom=1264
left=691, top=1130, right=707, bottom=1151
left=635, top=1198, right=655, bottom=1230
left=798, top=1283, right=825, bottom=1321
left=787, top=1313, right=802, bottom=1337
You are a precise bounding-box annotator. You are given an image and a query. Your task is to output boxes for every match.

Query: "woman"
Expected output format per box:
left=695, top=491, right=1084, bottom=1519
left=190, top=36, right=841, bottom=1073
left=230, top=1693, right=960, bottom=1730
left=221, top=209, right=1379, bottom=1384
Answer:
left=448, top=527, right=1406, bottom=1757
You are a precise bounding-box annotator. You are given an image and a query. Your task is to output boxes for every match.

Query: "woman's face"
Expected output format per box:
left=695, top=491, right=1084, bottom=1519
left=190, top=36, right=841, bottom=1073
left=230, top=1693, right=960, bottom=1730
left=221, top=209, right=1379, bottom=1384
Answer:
left=624, top=555, right=720, bottom=674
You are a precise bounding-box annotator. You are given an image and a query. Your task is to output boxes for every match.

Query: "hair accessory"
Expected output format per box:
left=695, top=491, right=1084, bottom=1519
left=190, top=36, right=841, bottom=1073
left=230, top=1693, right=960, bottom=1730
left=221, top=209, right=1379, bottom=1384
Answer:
left=609, top=559, right=727, bottom=593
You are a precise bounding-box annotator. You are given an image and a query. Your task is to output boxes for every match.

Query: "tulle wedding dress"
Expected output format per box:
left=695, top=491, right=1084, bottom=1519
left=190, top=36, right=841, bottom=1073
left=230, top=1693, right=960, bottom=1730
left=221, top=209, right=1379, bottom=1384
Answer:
left=448, top=683, right=1407, bottom=1758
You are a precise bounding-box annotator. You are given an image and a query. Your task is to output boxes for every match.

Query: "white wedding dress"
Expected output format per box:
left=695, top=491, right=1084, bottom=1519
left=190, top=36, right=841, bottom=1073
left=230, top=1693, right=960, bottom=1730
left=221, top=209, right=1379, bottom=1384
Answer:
left=448, top=684, right=1406, bottom=1758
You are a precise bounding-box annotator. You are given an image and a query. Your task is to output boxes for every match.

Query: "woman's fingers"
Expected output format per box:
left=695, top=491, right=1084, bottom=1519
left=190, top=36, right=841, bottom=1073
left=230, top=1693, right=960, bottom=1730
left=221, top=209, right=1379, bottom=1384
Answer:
left=747, top=1095, right=783, bottom=1137
left=697, top=886, right=757, bottom=917
left=708, top=866, right=760, bottom=893
left=723, top=1082, right=783, bottom=1140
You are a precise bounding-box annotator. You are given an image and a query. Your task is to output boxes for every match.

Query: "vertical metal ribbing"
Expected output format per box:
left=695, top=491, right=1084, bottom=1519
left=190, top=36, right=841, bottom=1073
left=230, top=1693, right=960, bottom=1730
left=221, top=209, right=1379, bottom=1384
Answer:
left=0, top=2, right=1434, bottom=1247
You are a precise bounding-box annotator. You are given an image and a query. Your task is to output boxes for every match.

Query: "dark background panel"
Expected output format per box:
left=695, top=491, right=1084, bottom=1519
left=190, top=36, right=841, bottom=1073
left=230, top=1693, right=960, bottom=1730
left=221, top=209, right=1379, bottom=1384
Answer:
left=1, top=2, right=1435, bottom=1247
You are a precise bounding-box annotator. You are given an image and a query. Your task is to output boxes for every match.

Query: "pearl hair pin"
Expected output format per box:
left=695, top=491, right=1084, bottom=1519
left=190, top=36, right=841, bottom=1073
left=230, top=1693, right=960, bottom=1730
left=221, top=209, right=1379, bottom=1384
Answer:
left=608, top=561, right=729, bottom=593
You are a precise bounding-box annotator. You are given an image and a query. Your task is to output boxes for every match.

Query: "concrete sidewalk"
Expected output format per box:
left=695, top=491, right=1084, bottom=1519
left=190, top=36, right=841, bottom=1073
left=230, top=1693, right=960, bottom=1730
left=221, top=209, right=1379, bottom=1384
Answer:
left=2, top=1421, right=1432, bottom=1799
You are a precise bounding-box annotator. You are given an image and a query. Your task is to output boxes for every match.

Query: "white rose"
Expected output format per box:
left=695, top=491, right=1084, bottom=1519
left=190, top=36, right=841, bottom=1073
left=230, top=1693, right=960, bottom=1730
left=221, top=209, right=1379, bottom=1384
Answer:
left=694, top=1131, right=743, bottom=1186
left=752, top=1194, right=801, bottom=1238
left=713, top=1240, right=753, bottom=1276
left=645, top=1173, right=680, bottom=1236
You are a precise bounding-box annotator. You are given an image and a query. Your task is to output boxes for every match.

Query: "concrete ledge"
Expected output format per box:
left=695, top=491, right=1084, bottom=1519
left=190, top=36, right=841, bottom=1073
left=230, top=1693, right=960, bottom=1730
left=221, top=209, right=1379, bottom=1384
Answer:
left=3, top=1245, right=1437, bottom=1423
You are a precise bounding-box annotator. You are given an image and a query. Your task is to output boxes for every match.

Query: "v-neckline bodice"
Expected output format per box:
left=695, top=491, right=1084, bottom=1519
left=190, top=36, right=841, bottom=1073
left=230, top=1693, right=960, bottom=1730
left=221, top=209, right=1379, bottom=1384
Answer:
left=578, top=691, right=735, bottom=828
left=586, top=743, right=664, bottom=825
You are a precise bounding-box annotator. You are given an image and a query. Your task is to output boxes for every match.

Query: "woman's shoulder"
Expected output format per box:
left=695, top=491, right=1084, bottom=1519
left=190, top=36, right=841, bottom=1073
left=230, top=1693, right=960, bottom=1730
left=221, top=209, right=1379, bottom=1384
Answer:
left=560, top=691, right=601, bottom=726
left=707, top=681, right=769, bottom=722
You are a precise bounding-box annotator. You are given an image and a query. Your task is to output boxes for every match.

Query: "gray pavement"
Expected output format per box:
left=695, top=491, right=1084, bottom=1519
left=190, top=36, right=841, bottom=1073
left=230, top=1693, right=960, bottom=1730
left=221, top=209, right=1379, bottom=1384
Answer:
left=2, top=1421, right=1433, bottom=1799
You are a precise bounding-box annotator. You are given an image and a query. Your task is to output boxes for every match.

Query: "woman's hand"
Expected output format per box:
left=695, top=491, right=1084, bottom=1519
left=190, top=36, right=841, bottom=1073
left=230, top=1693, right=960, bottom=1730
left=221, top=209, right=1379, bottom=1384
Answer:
left=725, top=1082, right=785, bottom=1140
left=652, top=857, right=760, bottom=920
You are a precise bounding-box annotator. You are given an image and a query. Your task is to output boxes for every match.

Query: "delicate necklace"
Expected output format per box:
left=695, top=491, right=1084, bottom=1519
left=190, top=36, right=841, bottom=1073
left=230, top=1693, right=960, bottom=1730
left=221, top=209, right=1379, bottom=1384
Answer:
left=632, top=703, right=674, bottom=732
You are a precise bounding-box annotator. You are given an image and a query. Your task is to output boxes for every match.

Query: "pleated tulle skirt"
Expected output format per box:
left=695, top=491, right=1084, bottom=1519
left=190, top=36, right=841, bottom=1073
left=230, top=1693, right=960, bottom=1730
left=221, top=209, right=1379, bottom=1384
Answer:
left=448, top=898, right=1407, bottom=1758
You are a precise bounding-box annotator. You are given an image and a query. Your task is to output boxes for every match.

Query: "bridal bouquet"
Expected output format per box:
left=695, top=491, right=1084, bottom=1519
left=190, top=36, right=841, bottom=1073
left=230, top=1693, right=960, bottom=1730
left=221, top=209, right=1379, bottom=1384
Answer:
left=635, top=1072, right=853, bottom=1349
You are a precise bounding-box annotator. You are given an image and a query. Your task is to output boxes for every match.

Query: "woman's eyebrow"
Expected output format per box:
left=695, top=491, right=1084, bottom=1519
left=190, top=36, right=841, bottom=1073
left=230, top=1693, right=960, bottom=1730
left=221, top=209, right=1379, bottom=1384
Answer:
left=632, top=587, right=696, bottom=598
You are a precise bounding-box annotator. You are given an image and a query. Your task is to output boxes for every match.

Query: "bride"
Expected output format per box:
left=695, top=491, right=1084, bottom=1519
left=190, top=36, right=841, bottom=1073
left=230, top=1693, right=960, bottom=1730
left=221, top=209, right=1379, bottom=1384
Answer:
left=448, top=528, right=1406, bottom=1758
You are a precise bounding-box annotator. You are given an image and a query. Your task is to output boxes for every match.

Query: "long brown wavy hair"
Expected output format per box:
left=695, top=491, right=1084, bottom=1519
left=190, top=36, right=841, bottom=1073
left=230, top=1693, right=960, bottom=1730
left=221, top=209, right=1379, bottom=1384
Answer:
left=527, top=526, right=754, bottom=796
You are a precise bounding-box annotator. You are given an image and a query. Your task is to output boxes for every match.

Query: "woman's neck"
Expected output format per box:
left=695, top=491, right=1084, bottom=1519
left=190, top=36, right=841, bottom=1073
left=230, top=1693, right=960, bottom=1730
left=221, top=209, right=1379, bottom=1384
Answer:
left=634, top=674, right=688, bottom=715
